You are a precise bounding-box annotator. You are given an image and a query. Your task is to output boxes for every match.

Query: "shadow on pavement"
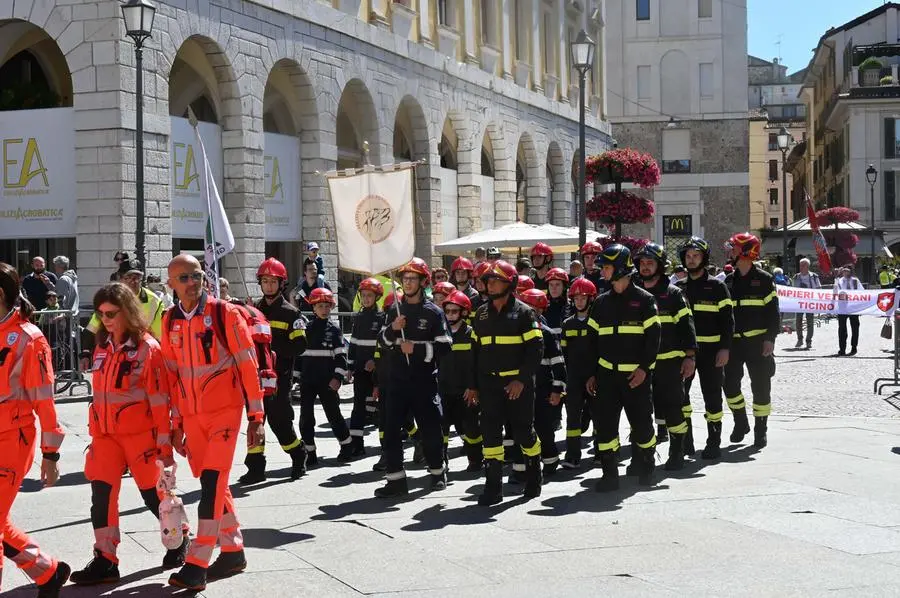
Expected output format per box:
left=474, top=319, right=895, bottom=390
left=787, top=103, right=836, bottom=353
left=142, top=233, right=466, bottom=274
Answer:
left=241, top=526, right=315, bottom=549
left=402, top=496, right=532, bottom=531
left=319, top=470, right=384, bottom=488
left=312, top=488, right=429, bottom=521
left=20, top=470, right=87, bottom=493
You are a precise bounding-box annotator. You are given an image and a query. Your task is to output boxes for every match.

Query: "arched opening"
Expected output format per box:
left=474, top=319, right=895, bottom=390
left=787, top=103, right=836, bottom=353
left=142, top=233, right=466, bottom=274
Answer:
left=394, top=96, right=430, bottom=259
left=480, top=131, right=496, bottom=231
left=547, top=142, right=565, bottom=225
left=336, top=79, right=380, bottom=169
left=516, top=150, right=527, bottom=223
left=439, top=116, right=460, bottom=252
left=168, top=37, right=229, bottom=256
left=0, top=20, right=75, bottom=268
left=515, top=134, right=540, bottom=223
left=439, top=119, right=458, bottom=170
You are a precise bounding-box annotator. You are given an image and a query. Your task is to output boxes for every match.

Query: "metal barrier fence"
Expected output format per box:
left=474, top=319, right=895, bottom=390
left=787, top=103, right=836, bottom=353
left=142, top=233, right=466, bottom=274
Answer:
left=33, top=309, right=92, bottom=397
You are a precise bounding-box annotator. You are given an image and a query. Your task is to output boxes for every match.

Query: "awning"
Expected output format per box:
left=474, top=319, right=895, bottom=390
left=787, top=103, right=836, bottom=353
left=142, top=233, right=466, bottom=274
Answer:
left=762, top=217, right=886, bottom=257
left=434, top=222, right=609, bottom=254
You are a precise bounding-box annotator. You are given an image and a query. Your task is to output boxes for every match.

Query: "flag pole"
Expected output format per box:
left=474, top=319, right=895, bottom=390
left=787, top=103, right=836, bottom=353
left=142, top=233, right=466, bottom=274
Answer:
left=388, top=271, right=410, bottom=365
left=230, top=251, right=252, bottom=302
left=189, top=106, right=219, bottom=299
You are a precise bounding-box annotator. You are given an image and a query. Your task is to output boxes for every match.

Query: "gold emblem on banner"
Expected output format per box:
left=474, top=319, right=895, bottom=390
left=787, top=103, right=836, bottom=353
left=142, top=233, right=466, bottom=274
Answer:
left=355, top=194, right=394, bottom=244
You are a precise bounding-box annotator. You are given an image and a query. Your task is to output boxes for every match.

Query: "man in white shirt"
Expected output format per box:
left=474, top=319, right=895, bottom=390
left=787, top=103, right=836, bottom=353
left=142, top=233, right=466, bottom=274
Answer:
left=833, top=266, right=862, bottom=356
left=791, top=258, right=821, bottom=349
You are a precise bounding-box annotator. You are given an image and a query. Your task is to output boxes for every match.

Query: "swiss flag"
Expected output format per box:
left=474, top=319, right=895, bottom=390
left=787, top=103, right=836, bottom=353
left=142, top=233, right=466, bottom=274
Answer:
left=877, top=292, right=895, bottom=313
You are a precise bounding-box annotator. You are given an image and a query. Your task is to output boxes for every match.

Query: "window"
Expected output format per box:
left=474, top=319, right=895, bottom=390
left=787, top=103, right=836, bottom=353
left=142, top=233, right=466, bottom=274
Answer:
left=699, top=62, right=713, bottom=99
left=698, top=0, right=712, bottom=18
left=769, top=188, right=778, bottom=206
left=543, top=12, right=556, bottom=74
left=770, top=217, right=779, bottom=228
left=514, top=0, right=527, bottom=60
left=438, top=0, right=453, bottom=27
left=662, top=128, right=691, bottom=174
left=636, top=0, right=650, bottom=20
left=768, top=133, right=778, bottom=151
left=768, top=159, right=778, bottom=181
left=637, top=65, right=651, bottom=99
left=886, top=118, right=900, bottom=159
left=481, top=0, right=496, bottom=45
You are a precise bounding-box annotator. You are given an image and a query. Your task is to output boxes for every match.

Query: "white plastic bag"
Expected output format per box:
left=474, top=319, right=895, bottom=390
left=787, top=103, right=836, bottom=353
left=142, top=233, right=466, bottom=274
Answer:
left=156, top=460, right=189, bottom=550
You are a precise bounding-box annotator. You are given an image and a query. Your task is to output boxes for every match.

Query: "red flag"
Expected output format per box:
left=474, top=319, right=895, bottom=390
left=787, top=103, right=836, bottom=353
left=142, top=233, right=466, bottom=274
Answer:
left=806, top=192, right=832, bottom=276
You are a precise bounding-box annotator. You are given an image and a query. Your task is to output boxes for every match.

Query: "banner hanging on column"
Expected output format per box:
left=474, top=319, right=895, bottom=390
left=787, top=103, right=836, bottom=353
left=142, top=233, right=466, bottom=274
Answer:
left=776, top=285, right=897, bottom=316
left=263, top=132, right=301, bottom=242
left=170, top=116, right=223, bottom=238
left=0, top=108, right=75, bottom=238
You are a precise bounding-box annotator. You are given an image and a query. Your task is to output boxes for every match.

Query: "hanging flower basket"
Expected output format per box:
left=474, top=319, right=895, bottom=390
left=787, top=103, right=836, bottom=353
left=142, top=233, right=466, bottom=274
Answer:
left=816, top=206, right=860, bottom=227
left=831, top=247, right=858, bottom=268
left=585, top=148, right=661, bottom=188
left=598, top=235, right=649, bottom=255
left=824, top=230, right=859, bottom=250
left=586, top=191, right=655, bottom=225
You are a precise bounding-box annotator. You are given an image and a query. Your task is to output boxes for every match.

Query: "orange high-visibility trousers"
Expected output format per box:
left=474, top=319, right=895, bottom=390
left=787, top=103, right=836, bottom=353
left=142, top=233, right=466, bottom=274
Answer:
left=0, top=426, right=59, bottom=589
left=183, top=407, right=244, bottom=569
left=84, top=430, right=179, bottom=563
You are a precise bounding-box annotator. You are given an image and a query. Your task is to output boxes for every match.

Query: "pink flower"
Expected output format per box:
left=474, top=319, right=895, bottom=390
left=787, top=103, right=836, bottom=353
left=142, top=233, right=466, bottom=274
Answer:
left=816, top=207, right=860, bottom=226
left=585, top=191, right=655, bottom=224
left=585, top=148, right=661, bottom=188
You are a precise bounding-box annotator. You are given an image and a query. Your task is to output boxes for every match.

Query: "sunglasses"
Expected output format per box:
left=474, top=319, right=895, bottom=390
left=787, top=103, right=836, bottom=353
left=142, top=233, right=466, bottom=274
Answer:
left=98, top=309, right=120, bottom=320
left=176, top=272, right=204, bottom=283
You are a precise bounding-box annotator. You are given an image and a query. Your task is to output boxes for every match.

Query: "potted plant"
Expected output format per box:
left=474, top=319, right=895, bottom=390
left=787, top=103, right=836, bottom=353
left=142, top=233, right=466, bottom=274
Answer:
left=859, top=57, right=883, bottom=87
left=881, top=75, right=896, bottom=86
left=583, top=147, right=661, bottom=237
left=817, top=207, right=861, bottom=268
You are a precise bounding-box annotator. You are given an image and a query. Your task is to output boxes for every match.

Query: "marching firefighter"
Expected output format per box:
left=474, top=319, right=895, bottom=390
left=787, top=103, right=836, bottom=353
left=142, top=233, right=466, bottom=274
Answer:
left=375, top=259, right=451, bottom=497
left=162, top=255, right=263, bottom=590
left=580, top=240, right=606, bottom=291
left=530, top=242, right=555, bottom=291
left=471, top=261, right=492, bottom=311
left=244, top=258, right=308, bottom=483
left=586, top=245, right=660, bottom=491
left=432, top=281, right=457, bottom=306
left=516, top=275, right=535, bottom=296
left=723, top=233, right=779, bottom=449
left=438, top=290, right=482, bottom=472
left=0, top=262, right=69, bottom=598
left=519, top=288, right=566, bottom=476
left=450, top=256, right=480, bottom=302
left=543, top=267, right=571, bottom=337
left=471, top=260, right=544, bottom=506
left=347, top=278, right=386, bottom=458
left=635, top=243, right=697, bottom=470
left=299, top=288, right=353, bottom=465
left=676, top=237, right=733, bottom=458
left=71, top=283, right=189, bottom=585
left=559, top=277, right=597, bottom=469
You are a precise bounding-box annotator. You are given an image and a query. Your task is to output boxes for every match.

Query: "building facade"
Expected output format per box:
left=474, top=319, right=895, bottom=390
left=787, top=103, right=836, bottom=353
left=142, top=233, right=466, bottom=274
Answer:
left=0, top=0, right=610, bottom=300
left=603, top=0, right=749, bottom=263
left=800, top=2, right=900, bottom=280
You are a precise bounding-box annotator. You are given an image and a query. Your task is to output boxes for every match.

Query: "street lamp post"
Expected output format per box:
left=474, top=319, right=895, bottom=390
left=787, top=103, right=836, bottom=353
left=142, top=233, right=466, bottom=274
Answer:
left=571, top=30, right=595, bottom=250
left=122, top=0, right=156, bottom=271
left=777, top=126, right=791, bottom=272
left=866, top=164, right=878, bottom=285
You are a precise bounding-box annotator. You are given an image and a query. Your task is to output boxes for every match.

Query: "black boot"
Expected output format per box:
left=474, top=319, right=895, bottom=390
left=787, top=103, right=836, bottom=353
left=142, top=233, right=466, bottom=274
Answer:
left=337, top=440, right=355, bottom=462
left=288, top=445, right=307, bottom=480
left=430, top=470, right=448, bottom=491
left=207, top=549, right=247, bottom=580
left=162, top=535, right=190, bottom=570
left=478, top=460, right=503, bottom=506
left=523, top=455, right=543, bottom=499
left=683, top=417, right=695, bottom=456
left=560, top=437, right=581, bottom=469
left=702, top=421, right=722, bottom=460
left=595, top=452, right=619, bottom=492
left=505, top=442, right=522, bottom=466
left=305, top=448, right=319, bottom=468
left=37, top=561, right=71, bottom=598
left=625, top=445, right=640, bottom=476
left=637, top=446, right=656, bottom=486
left=508, top=460, right=526, bottom=485
left=374, top=476, right=409, bottom=498
left=664, top=433, right=685, bottom=471
left=730, top=408, right=751, bottom=443
left=168, top=563, right=207, bottom=591
left=465, top=442, right=483, bottom=472
left=442, top=443, right=450, bottom=471
left=372, top=450, right=388, bottom=472
left=238, top=452, right=266, bottom=485
left=70, top=552, right=119, bottom=585
left=754, top=415, right=768, bottom=448
left=412, top=440, right=425, bottom=465
left=350, top=436, right=366, bottom=458
left=543, top=458, right=559, bottom=477
left=656, top=424, right=668, bottom=443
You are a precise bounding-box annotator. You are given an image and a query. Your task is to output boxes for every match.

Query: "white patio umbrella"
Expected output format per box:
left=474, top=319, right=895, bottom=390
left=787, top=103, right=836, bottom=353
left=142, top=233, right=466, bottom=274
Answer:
left=434, top=222, right=609, bottom=255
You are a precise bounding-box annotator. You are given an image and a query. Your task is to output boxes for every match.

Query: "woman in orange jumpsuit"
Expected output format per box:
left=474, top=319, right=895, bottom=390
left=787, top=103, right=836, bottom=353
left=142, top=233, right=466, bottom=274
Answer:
left=70, top=282, right=189, bottom=586
left=0, top=262, right=69, bottom=597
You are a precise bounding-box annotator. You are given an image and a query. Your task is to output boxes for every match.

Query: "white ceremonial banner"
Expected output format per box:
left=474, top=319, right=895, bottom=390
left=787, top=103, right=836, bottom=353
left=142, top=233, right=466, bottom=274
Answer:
left=171, top=116, right=223, bottom=238
left=776, top=284, right=897, bottom=317
left=193, top=120, right=234, bottom=291
left=263, top=132, right=301, bottom=241
left=0, top=108, right=75, bottom=238
left=327, top=168, right=415, bottom=275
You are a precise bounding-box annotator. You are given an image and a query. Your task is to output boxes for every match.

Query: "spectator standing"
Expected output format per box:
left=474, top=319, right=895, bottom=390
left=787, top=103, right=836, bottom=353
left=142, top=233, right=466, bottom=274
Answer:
left=669, top=265, right=688, bottom=286
left=833, top=266, right=862, bottom=356
left=293, top=260, right=331, bottom=312
left=791, top=258, right=821, bottom=349
left=111, top=251, right=130, bottom=281
left=473, top=247, right=487, bottom=270
left=38, top=291, right=66, bottom=353
left=52, top=255, right=79, bottom=320
left=306, top=242, right=325, bottom=277
left=568, top=260, right=584, bottom=279
left=773, top=268, right=789, bottom=286
left=22, top=256, right=57, bottom=311
left=146, top=275, right=174, bottom=309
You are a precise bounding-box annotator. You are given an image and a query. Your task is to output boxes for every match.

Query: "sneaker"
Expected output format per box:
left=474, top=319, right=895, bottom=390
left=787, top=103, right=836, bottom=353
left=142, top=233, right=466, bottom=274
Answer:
left=207, top=550, right=247, bottom=581
left=70, top=552, right=119, bottom=586
left=162, top=536, right=190, bottom=570
left=37, top=561, right=71, bottom=598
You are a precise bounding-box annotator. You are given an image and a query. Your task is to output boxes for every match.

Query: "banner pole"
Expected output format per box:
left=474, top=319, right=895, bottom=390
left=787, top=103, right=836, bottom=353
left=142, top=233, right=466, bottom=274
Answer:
left=230, top=251, right=252, bottom=301
left=389, top=270, right=410, bottom=365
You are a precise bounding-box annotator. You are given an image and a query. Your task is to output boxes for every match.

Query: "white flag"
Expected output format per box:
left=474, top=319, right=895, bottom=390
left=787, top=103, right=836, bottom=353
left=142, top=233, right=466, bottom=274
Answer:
left=327, top=168, right=415, bottom=275
left=192, top=120, right=234, bottom=295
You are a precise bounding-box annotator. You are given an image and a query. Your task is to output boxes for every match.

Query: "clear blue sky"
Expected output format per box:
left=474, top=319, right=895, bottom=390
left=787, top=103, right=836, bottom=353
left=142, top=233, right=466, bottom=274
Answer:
left=748, top=0, right=890, bottom=74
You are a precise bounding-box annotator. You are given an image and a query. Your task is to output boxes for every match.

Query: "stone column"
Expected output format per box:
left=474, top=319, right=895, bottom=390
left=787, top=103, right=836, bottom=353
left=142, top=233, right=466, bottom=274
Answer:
left=463, top=0, right=478, bottom=64
left=419, top=0, right=434, bottom=47
left=456, top=125, right=481, bottom=236
left=416, top=149, right=443, bottom=264
left=531, top=0, right=542, bottom=92
left=557, top=0, right=568, bottom=103
left=493, top=140, right=516, bottom=225
left=501, top=0, right=512, bottom=79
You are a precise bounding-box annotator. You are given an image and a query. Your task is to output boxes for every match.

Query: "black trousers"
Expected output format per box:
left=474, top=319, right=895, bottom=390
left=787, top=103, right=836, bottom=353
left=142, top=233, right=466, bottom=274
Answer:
left=440, top=391, right=481, bottom=447
left=722, top=340, right=775, bottom=418
left=533, top=390, right=560, bottom=464
left=248, top=369, right=300, bottom=463
left=652, top=360, right=687, bottom=433
left=376, top=382, right=417, bottom=445
left=684, top=346, right=724, bottom=422
left=591, top=369, right=654, bottom=455
left=794, top=313, right=815, bottom=344
left=300, top=379, right=350, bottom=451
left=564, top=373, right=591, bottom=439
left=383, top=378, right=444, bottom=478
left=837, top=315, right=860, bottom=352
left=349, top=370, right=375, bottom=438
left=479, top=377, right=541, bottom=463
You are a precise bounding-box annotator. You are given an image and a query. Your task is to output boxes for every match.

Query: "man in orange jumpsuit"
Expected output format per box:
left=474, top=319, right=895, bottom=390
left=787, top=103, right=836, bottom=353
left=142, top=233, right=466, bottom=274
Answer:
left=161, top=255, right=265, bottom=591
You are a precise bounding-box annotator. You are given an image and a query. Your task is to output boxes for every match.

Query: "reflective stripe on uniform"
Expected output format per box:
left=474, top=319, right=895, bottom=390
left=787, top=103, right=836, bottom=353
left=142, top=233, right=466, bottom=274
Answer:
left=734, top=329, right=766, bottom=338
left=451, top=343, right=472, bottom=351
left=596, top=437, right=620, bottom=452
left=705, top=411, right=723, bottom=422
left=696, top=335, right=721, bottom=343
left=598, top=358, right=654, bottom=372
left=303, top=349, right=334, bottom=357
left=483, top=445, right=505, bottom=461
left=269, top=321, right=289, bottom=329
left=753, top=403, right=772, bottom=417
left=289, top=329, right=306, bottom=340
left=667, top=421, right=688, bottom=434
left=636, top=435, right=657, bottom=449
left=657, top=350, right=686, bottom=360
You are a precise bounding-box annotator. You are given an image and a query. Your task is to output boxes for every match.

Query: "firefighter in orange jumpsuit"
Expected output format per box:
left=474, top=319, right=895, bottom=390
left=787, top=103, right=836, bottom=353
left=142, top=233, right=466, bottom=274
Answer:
left=0, top=262, right=70, bottom=597
left=70, top=283, right=189, bottom=586
left=162, top=255, right=265, bottom=591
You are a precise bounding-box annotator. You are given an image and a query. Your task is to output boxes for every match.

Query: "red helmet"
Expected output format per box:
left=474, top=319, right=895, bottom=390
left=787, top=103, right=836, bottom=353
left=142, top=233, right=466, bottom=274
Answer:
left=397, top=257, right=431, bottom=285
left=308, top=287, right=335, bottom=306
left=450, top=256, right=474, bottom=274
left=530, top=242, right=554, bottom=258
left=519, top=288, right=549, bottom=310
left=516, top=275, right=535, bottom=294
left=383, top=291, right=402, bottom=309
left=545, top=267, right=569, bottom=283
left=581, top=241, right=603, bottom=256
left=727, top=232, right=761, bottom=261
left=481, top=260, right=517, bottom=284
left=257, top=257, right=287, bottom=281
left=358, top=277, right=384, bottom=298
left=473, top=261, right=492, bottom=280
left=432, top=281, right=456, bottom=300
left=568, top=277, right=597, bottom=299
left=444, top=290, right=473, bottom=313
